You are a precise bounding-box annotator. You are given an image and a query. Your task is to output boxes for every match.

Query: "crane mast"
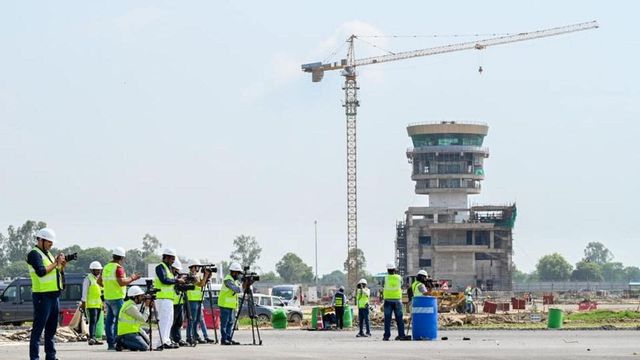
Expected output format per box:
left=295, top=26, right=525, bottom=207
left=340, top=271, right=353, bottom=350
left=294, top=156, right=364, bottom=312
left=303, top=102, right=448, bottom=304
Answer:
left=301, top=21, right=598, bottom=290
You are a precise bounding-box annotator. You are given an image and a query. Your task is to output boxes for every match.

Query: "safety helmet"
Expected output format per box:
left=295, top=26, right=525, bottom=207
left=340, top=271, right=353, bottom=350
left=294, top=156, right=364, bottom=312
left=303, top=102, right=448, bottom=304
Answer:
left=162, top=248, right=177, bottom=257
left=112, top=247, right=126, bottom=257
left=172, top=259, right=182, bottom=271
left=127, top=286, right=144, bottom=298
left=417, top=269, right=428, bottom=277
left=339, top=286, right=345, bottom=292
left=358, top=278, right=368, bottom=285
left=35, top=228, right=56, bottom=243
left=229, top=262, right=243, bottom=272
left=188, top=259, right=201, bottom=268
left=386, top=262, right=396, bottom=270
left=89, top=261, right=103, bottom=270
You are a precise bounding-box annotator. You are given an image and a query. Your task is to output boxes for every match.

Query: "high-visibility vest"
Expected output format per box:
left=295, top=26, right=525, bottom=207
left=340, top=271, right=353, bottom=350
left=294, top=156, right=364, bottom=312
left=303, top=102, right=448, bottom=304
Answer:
left=86, top=273, right=103, bottom=309
left=411, top=281, right=425, bottom=298
left=187, top=283, right=203, bottom=302
left=334, top=293, right=344, bottom=307
left=103, top=262, right=125, bottom=300
left=356, top=288, right=370, bottom=309
left=154, top=262, right=176, bottom=300
left=218, top=274, right=239, bottom=309
left=173, top=288, right=184, bottom=305
left=383, top=274, right=402, bottom=300
left=117, top=300, right=144, bottom=336
left=28, top=247, right=62, bottom=293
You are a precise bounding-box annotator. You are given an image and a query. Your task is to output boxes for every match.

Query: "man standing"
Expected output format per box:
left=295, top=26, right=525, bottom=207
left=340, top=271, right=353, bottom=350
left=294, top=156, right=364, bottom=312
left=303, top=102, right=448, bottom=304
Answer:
left=186, top=260, right=214, bottom=345
left=115, top=286, right=151, bottom=352
left=101, top=247, right=140, bottom=351
left=382, top=262, right=410, bottom=341
left=27, top=228, right=66, bottom=360
left=153, top=248, right=184, bottom=350
left=464, top=285, right=474, bottom=313
left=81, top=261, right=104, bottom=345
left=170, top=259, right=187, bottom=347
left=218, top=262, right=243, bottom=345
left=355, top=279, right=371, bottom=337
left=333, top=286, right=346, bottom=329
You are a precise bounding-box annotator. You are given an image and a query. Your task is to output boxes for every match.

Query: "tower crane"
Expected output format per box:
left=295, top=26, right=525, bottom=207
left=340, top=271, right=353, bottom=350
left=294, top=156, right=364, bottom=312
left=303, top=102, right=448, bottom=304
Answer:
left=301, top=21, right=599, bottom=289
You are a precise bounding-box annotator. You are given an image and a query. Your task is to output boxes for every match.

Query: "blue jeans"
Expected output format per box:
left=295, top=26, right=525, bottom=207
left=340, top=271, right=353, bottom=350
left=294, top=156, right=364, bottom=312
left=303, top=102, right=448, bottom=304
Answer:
left=105, top=299, right=124, bottom=348
left=30, top=292, right=59, bottom=360
left=219, top=307, right=234, bottom=342
left=358, top=307, right=370, bottom=335
left=186, top=301, right=202, bottom=341
left=87, top=308, right=101, bottom=339
left=383, top=300, right=405, bottom=339
left=198, top=306, right=209, bottom=339
left=118, top=333, right=148, bottom=351
left=466, top=301, right=473, bottom=313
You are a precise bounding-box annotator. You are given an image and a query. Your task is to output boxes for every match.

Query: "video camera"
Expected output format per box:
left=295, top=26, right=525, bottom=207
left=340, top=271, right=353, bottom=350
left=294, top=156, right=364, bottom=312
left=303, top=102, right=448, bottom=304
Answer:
left=192, top=264, right=217, bottom=275
left=241, top=266, right=260, bottom=283
left=422, top=278, right=441, bottom=290
left=64, top=252, right=78, bottom=262
left=175, top=273, right=197, bottom=292
left=143, top=279, right=160, bottom=300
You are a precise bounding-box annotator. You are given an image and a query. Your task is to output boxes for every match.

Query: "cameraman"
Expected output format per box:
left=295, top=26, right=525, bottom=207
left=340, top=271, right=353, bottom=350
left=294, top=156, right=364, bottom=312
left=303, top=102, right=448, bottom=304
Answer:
left=115, top=286, right=151, bottom=351
left=186, top=260, right=214, bottom=345
left=170, top=259, right=188, bottom=347
left=411, top=270, right=431, bottom=297
left=355, top=279, right=371, bottom=337
left=332, top=286, right=347, bottom=329
left=153, top=248, right=185, bottom=350
left=81, top=261, right=104, bottom=345
left=218, top=262, right=243, bottom=345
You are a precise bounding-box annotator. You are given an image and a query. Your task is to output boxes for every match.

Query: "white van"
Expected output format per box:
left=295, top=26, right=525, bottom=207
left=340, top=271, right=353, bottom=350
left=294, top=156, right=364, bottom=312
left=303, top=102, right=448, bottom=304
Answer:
left=271, top=284, right=303, bottom=306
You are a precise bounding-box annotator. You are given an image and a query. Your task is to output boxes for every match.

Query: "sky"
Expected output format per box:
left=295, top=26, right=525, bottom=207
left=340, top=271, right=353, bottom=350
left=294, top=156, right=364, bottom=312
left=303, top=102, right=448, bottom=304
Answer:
left=1, top=1, right=638, bottom=275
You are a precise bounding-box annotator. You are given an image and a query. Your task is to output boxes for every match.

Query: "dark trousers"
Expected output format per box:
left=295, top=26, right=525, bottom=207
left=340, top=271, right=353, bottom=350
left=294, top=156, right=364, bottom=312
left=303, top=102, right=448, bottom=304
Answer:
left=171, top=304, right=184, bottom=342
left=87, top=308, right=101, bottom=339
left=30, top=292, right=59, bottom=360
left=358, top=307, right=370, bottom=335
left=334, top=307, right=345, bottom=329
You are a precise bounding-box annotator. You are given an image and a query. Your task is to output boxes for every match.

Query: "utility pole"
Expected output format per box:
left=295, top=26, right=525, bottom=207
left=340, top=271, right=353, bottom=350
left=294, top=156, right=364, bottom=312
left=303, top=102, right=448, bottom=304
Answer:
left=314, top=220, right=318, bottom=285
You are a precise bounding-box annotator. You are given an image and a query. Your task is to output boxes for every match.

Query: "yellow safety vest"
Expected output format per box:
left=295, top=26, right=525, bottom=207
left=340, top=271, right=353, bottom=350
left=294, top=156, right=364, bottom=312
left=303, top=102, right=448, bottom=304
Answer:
left=28, top=247, right=62, bottom=293
left=218, top=274, right=239, bottom=309
left=86, top=273, right=103, bottom=309
left=103, top=262, right=126, bottom=300
left=187, top=283, right=203, bottom=302
left=356, top=289, right=369, bottom=309
left=154, top=262, right=175, bottom=300
left=411, top=281, right=425, bottom=298
left=334, top=293, right=344, bottom=307
left=383, top=274, right=402, bottom=300
left=117, top=300, right=144, bottom=336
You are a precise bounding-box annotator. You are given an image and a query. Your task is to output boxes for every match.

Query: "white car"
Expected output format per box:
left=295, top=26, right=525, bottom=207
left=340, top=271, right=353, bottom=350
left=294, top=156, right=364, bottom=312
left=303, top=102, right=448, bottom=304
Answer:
left=253, top=293, right=303, bottom=323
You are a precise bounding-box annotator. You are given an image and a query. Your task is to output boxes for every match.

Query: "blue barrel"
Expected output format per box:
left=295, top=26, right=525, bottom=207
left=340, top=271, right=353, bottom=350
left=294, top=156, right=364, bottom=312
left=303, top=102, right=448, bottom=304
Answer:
left=411, top=296, right=438, bottom=340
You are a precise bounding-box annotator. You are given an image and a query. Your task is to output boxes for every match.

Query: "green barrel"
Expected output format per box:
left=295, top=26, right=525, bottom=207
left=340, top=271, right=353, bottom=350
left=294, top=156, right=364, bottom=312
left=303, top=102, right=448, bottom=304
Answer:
left=271, top=308, right=288, bottom=329
left=547, top=308, right=563, bottom=329
left=343, top=306, right=353, bottom=328
left=311, top=307, right=319, bottom=329
left=95, top=310, right=104, bottom=339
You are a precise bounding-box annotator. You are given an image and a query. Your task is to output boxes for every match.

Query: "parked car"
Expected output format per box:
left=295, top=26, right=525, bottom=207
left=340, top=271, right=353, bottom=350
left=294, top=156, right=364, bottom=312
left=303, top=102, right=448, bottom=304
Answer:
left=253, top=293, right=303, bottom=323
left=271, top=284, right=303, bottom=306
left=202, top=288, right=273, bottom=323
left=0, top=273, right=85, bottom=326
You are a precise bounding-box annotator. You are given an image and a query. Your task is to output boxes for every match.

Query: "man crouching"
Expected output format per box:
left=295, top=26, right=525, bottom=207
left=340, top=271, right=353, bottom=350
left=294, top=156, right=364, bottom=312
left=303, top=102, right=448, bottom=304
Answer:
left=115, top=286, right=152, bottom=351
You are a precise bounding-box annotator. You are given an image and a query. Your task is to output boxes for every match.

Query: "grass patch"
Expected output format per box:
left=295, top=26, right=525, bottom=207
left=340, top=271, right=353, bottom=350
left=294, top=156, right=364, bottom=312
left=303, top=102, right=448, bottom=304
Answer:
left=565, top=310, right=640, bottom=322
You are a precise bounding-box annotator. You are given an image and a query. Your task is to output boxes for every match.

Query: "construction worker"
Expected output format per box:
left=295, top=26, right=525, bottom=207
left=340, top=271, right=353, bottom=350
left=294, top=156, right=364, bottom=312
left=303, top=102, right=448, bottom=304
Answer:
left=355, top=278, right=371, bottom=337
left=186, top=260, right=214, bottom=345
left=170, top=259, right=188, bottom=347
left=333, top=286, right=347, bottom=329
left=464, top=285, right=474, bottom=313
left=411, top=270, right=430, bottom=297
left=115, top=286, right=151, bottom=351
left=26, top=228, right=66, bottom=360
left=101, top=247, right=140, bottom=351
left=382, top=262, right=410, bottom=341
left=218, top=262, right=243, bottom=345
left=153, top=248, right=184, bottom=350
left=81, top=261, right=104, bottom=345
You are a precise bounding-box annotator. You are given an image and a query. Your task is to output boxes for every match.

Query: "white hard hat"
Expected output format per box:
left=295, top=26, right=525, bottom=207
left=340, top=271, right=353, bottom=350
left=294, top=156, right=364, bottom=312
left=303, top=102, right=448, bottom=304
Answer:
left=386, top=262, right=396, bottom=270
left=172, top=259, right=182, bottom=271
left=89, top=261, right=103, bottom=270
left=417, top=269, right=428, bottom=277
left=339, top=286, right=345, bottom=291
left=35, top=228, right=56, bottom=243
left=113, top=247, right=126, bottom=257
left=162, top=248, right=177, bottom=257
left=188, top=259, right=201, bottom=268
left=127, top=286, right=144, bottom=298
left=229, top=262, right=243, bottom=272
left=358, top=278, right=368, bottom=285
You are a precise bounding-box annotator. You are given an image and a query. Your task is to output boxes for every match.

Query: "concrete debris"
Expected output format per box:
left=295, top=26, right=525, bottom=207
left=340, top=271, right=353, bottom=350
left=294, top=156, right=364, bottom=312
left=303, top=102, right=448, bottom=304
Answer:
left=0, top=327, right=87, bottom=343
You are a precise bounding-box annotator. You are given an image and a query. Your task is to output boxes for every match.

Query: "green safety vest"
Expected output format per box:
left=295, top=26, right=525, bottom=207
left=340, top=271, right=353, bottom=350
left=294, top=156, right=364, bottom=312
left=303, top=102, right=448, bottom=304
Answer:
left=28, top=247, right=62, bottom=293
left=218, top=274, right=239, bottom=309
left=154, top=262, right=175, bottom=300
left=103, top=262, right=125, bottom=300
left=187, top=283, right=203, bottom=302
left=86, top=273, right=103, bottom=309
left=117, top=299, right=144, bottom=336
left=356, top=289, right=369, bottom=309
left=334, top=293, right=344, bottom=307
left=173, top=288, right=183, bottom=305
left=383, top=274, right=402, bottom=300
left=411, top=281, right=425, bottom=298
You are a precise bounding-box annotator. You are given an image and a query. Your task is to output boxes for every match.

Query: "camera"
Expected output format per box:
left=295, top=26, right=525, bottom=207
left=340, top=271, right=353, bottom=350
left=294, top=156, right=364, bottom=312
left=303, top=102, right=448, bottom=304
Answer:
left=64, top=252, right=78, bottom=262
left=174, top=273, right=197, bottom=292
left=241, top=266, right=260, bottom=283
left=194, top=264, right=217, bottom=274
left=143, top=279, right=160, bottom=300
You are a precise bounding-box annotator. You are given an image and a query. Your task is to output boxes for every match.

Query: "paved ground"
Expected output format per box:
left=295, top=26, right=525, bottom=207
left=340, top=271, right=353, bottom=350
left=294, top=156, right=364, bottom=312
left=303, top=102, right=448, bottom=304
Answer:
left=3, top=329, right=639, bottom=359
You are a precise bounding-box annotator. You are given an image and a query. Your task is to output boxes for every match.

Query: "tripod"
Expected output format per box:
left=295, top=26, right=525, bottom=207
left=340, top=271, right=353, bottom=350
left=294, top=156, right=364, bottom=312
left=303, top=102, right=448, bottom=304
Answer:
left=140, top=299, right=164, bottom=352
left=173, top=290, right=194, bottom=346
left=201, top=281, right=219, bottom=343
left=230, top=283, right=262, bottom=345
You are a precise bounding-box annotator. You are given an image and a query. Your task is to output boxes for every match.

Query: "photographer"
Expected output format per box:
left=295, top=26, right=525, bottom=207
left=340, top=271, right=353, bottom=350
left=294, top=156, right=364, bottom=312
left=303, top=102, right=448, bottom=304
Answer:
left=152, top=248, right=184, bottom=350
left=355, top=279, right=371, bottom=338
left=170, top=259, right=188, bottom=347
left=411, top=270, right=431, bottom=297
left=218, top=262, right=243, bottom=345
left=332, top=286, right=347, bottom=329
left=26, top=228, right=66, bottom=360
left=186, top=260, right=215, bottom=345
left=115, top=286, right=151, bottom=351
left=81, top=261, right=104, bottom=345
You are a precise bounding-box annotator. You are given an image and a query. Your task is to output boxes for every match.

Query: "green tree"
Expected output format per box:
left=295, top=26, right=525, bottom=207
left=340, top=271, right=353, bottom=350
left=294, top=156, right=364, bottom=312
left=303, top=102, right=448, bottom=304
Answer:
left=4, top=220, right=47, bottom=262
left=260, top=271, right=281, bottom=282
left=512, top=267, right=529, bottom=283
left=624, top=266, right=640, bottom=282
left=570, top=261, right=603, bottom=282
left=123, top=249, right=146, bottom=276
left=275, top=252, right=313, bottom=283
left=0, top=233, right=7, bottom=267
left=0, top=261, right=30, bottom=278
left=230, top=235, right=262, bottom=270
left=343, top=248, right=368, bottom=278
left=583, top=242, right=613, bottom=266
left=602, top=262, right=626, bottom=282
left=320, top=270, right=346, bottom=285
left=536, top=253, right=573, bottom=281
left=141, top=233, right=162, bottom=257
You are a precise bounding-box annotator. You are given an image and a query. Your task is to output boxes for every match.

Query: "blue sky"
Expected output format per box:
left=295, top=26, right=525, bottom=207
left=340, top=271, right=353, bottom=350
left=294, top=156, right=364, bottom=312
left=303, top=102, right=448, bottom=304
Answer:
left=1, top=1, right=637, bottom=274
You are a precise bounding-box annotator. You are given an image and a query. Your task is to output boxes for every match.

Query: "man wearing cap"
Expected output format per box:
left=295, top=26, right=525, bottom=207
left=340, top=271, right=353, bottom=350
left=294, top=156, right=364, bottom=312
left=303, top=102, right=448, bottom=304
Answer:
left=332, top=286, right=347, bottom=330
left=218, top=262, right=243, bottom=345
left=81, top=261, right=104, bottom=345
left=115, top=286, right=151, bottom=352
left=382, top=262, right=410, bottom=341
left=355, top=278, right=371, bottom=337
left=101, top=247, right=140, bottom=351
left=26, top=228, right=66, bottom=360
left=153, top=248, right=185, bottom=350
left=186, top=260, right=214, bottom=345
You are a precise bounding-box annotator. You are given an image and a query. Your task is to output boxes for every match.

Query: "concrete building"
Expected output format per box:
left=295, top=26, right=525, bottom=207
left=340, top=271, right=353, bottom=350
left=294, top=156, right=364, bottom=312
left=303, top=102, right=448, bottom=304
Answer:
left=396, top=121, right=516, bottom=291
